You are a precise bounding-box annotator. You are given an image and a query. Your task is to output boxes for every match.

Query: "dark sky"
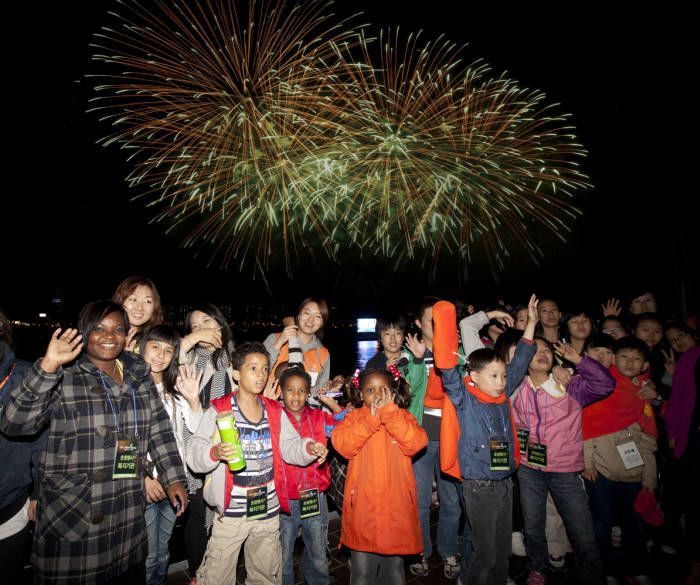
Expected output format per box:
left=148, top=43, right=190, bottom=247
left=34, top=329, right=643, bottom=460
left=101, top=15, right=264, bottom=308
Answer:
left=5, top=2, right=695, bottom=321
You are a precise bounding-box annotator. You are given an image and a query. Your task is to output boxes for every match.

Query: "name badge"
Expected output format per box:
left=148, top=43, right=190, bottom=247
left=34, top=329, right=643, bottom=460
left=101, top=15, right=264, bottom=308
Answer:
left=516, top=427, right=530, bottom=456
left=527, top=441, right=547, bottom=468
left=113, top=436, right=139, bottom=479
left=490, top=440, right=510, bottom=471
left=299, top=488, right=321, bottom=518
left=246, top=486, right=268, bottom=520
left=616, top=440, right=644, bottom=470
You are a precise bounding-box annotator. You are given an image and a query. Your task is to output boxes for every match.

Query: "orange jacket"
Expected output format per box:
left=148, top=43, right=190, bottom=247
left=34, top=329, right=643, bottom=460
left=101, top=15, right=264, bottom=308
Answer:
left=331, top=403, right=427, bottom=555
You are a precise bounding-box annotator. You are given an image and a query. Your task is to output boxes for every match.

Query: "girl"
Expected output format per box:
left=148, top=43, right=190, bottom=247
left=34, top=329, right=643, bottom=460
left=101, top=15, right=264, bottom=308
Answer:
left=331, top=368, right=427, bottom=585
left=562, top=310, right=593, bottom=357
left=601, top=316, right=628, bottom=341
left=180, top=303, right=236, bottom=576
left=264, top=297, right=331, bottom=397
left=141, top=326, right=203, bottom=585
left=111, top=276, right=163, bottom=352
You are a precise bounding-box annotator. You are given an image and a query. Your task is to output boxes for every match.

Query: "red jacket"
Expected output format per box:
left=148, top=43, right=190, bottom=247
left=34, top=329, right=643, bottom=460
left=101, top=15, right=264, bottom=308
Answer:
left=280, top=406, right=334, bottom=499
left=331, top=403, right=427, bottom=555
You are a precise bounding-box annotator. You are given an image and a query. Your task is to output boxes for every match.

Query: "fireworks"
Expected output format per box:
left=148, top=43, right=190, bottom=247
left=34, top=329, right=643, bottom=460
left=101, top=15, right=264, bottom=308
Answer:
left=90, top=0, right=589, bottom=275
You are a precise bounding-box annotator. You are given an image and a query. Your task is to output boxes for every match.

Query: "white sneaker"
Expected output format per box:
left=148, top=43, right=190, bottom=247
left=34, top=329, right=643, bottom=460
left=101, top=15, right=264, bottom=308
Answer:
left=511, top=531, right=527, bottom=556
left=443, top=556, right=460, bottom=579
left=409, top=557, right=429, bottom=577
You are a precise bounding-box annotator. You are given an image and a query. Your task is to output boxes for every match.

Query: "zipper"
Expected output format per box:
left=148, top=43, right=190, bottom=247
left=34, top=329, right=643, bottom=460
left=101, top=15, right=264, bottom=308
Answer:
left=350, top=489, right=354, bottom=508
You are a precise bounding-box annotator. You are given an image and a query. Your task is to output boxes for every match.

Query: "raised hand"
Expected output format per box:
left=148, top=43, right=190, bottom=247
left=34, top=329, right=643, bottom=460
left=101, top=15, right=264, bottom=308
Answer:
left=527, top=294, right=539, bottom=324
left=601, top=298, right=622, bottom=317
left=467, top=305, right=475, bottom=315
left=40, top=328, right=83, bottom=373
left=486, top=310, right=515, bottom=329
left=263, top=376, right=281, bottom=401
left=661, top=348, right=676, bottom=376
left=554, top=341, right=582, bottom=365
left=176, top=363, right=204, bottom=410
left=404, top=333, right=426, bottom=359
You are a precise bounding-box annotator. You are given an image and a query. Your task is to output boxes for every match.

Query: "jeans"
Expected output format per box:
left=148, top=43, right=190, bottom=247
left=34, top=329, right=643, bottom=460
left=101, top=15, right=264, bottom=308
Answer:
left=279, top=493, right=329, bottom=585
left=349, top=550, right=403, bottom=585
left=518, top=465, right=603, bottom=585
left=413, top=439, right=463, bottom=558
left=584, top=473, right=649, bottom=578
left=463, top=478, right=512, bottom=585
left=145, top=499, right=177, bottom=585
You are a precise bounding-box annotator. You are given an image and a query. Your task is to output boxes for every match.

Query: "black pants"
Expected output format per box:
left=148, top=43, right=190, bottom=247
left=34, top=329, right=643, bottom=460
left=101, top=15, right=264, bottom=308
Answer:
left=184, top=489, right=208, bottom=575
left=0, top=522, right=31, bottom=584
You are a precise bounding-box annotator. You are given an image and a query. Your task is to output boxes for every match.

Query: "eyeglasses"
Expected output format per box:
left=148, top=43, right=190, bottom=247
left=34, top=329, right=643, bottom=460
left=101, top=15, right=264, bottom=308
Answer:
left=668, top=332, right=689, bottom=345
left=603, top=327, right=624, bottom=335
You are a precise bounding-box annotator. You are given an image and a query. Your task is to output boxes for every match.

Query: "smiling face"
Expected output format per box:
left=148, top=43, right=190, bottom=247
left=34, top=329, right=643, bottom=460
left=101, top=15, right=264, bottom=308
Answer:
left=142, top=340, right=175, bottom=378
left=635, top=318, right=663, bottom=348
left=528, top=339, right=554, bottom=374
left=615, top=348, right=648, bottom=379
left=281, top=374, right=310, bottom=416
left=666, top=326, right=697, bottom=355
left=360, top=372, right=392, bottom=408
left=233, top=352, right=269, bottom=397
left=380, top=325, right=404, bottom=354
left=86, top=312, right=127, bottom=364
left=567, top=314, right=592, bottom=340
left=122, top=285, right=154, bottom=328
left=297, top=302, right=324, bottom=336
left=470, top=359, right=507, bottom=398
left=189, top=310, right=222, bottom=349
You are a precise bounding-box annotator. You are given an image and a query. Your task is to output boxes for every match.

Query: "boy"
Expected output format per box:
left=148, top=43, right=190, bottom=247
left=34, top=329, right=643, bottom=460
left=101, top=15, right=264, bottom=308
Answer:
left=366, top=313, right=409, bottom=370
left=582, top=337, right=658, bottom=585
left=187, top=342, right=327, bottom=585
left=432, top=300, right=520, bottom=585
left=278, top=366, right=343, bottom=585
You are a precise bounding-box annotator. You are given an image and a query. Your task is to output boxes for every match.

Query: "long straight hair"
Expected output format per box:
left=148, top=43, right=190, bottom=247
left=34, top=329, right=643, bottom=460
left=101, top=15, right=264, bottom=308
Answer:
left=184, top=303, right=233, bottom=366
left=141, top=325, right=181, bottom=397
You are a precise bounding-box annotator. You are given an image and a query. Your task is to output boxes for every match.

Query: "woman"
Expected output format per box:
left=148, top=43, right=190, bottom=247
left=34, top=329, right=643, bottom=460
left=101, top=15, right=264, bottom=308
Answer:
left=0, top=301, right=187, bottom=584
left=111, top=276, right=164, bottom=351
left=264, top=297, right=330, bottom=395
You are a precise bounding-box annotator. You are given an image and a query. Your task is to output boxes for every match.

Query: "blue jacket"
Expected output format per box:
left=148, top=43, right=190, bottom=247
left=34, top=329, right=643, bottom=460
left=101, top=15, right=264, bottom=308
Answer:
left=0, top=342, right=48, bottom=514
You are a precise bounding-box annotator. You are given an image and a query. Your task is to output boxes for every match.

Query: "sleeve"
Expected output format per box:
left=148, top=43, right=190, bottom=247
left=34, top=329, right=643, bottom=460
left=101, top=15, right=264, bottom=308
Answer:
left=331, top=410, right=381, bottom=460
left=147, top=383, right=187, bottom=487
left=186, top=407, right=221, bottom=474
left=459, top=311, right=489, bottom=358
left=380, top=403, right=428, bottom=456
left=287, top=335, right=303, bottom=367
left=566, top=355, right=616, bottom=406
left=315, top=353, right=330, bottom=392
left=323, top=409, right=343, bottom=438
left=263, top=333, right=282, bottom=370
left=583, top=437, right=594, bottom=471
left=0, top=359, right=62, bottom=436
left=279, top=413, right=317, bottom=466
left=180, top=399, right=204, bottom=434
left=506, top=339, right=536, bottom=397
left=439, top=365, right=468, bottom=413
left=404, top=351, right=427, bottom=424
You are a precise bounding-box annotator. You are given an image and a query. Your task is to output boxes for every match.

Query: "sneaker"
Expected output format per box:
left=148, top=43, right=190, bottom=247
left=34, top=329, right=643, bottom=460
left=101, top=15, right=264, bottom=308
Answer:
left=629, top=576, right=655, bottom=585
left=409, top=557, right=429, bottom=577
left=611, top=525, right=622, bottom=547
left=443, top=556, right=460, bottom=579
left=526, top=572, right=547, bottom=585
left=512, top=531, right=527, bottom=557
left=549, top=554, right=565, bottom=572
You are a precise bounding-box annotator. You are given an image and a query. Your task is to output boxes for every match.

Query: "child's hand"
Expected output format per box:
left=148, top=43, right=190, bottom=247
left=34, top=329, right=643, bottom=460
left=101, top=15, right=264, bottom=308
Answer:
left=386, top=354, right=400, bottom=368
left=308, top=441, right=328, bottom=464
left=638, top=380, right=659, bottom=401
left=373, top=387, right=394, bottom=413
left=581, top=467, right=598, bottom=482
left=527, top=294, right=539, bottom=324
left=213, top=442, right=236, bottom=462
left=486, top=310, right=514, bottom=329
left=177, top=363, right=204, bottom=411
left=552, top=365, right=572, bottom=388
left=318, top=384, right=342, bottom=413
left=145, top=476, right=166, bottom=504
left=467, top=304, right=475, bottom=315
left=601, top=298, right=622, bottom=317
left=661, top=348, right=676, bottom=376
left=263, top=376, right=281, bottom=400
left=277, top=324, right=299, bottom=346
left=554, top=341, right=581, bottom=365
left=40, top=328, right=83, bottom=373
left=404, top=333, right=426, bottom=359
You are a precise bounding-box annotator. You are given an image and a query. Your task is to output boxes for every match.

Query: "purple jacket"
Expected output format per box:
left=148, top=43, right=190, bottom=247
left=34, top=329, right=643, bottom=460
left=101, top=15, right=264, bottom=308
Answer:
left=665, top=346, right=700, bottom=458
left=511, top=356, right=615, bottom=473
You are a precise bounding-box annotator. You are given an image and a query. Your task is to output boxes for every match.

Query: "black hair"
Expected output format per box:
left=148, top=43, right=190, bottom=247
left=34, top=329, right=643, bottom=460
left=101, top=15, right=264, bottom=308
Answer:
left=375, top=313, right=408, bottom=335
left=141, top=325, right=182, bottom=397
left=451, top=299, right=472, bottom=325
left=279, top=366, right=312, bottom=390
left=562, top=310, right=593, bottom=341
left=614, top=336, right=651, bottom=362
left=665, top=322, right=698, bottom=338
left=493, top=328, right=524, bottom=363
left=478, top=318, right=505, bottom=342
left=184, top=303, right=234, bottom=366
left=468, top=348, right=505, bottom=373
left=511, top=304, right=528, bottom=320
left=584, top=333, right=615, bottom=353
left=231, top=341, right=269, bottom=371
left=344, top=367, right=412, bottom=409
left=632, top=312, right=663, bottom=331
left=415, top=296, right=442, bottom=321
left=601, top=316, right=629, bottom=335
left=77, top=301, right=129, bottom=348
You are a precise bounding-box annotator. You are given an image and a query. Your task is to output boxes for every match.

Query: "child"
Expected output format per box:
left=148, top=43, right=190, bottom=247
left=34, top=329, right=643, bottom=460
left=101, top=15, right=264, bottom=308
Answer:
left=582, top=336, right=658, bottom=585
left=601, top=316, right=628, bottom=341
left=331, top=367, right=427, bottom=585
left=584, top=333, right=616, bottom=369
left=141, top=326, right=203, bottom=585
left=510, top=337, right=615, bottom=585
left=366, top=313, right=409, bottom=370
left=432, top=300, right=523, bottom=585
left=278, top=366, right=343, bottom=585
left=186, top=342, right=327, bottom=585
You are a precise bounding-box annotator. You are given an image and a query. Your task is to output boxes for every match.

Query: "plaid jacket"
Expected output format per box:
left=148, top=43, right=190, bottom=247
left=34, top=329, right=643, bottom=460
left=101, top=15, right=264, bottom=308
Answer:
left=0, top=351, right=186, bottom=584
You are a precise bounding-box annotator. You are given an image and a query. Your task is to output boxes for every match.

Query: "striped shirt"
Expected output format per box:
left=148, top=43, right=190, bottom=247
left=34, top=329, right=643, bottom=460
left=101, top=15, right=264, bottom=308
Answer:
left=225, top=396, right=279, bottom=519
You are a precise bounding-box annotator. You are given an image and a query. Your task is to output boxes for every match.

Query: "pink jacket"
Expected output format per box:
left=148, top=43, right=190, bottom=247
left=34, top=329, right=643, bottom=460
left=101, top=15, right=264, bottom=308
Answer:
left=511, top=356, right=614, bottom=473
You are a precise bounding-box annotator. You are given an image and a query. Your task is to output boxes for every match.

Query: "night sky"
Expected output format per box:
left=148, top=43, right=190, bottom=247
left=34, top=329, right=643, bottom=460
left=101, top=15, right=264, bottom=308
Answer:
left=5, top=2, right=695, bottom=322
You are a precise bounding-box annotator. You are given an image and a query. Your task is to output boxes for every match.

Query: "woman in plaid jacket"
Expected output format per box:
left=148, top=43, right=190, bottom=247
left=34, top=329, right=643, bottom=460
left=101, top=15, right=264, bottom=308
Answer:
left=0, top=301, right=188, bottom=584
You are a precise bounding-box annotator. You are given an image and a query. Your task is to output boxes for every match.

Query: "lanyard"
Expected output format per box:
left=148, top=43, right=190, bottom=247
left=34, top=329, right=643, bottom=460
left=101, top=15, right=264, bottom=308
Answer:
left=521, top=380, right=546, bottom=442
left=99, top=370, right=139, bottom=437
left=0, top=362, right=16, bottom=401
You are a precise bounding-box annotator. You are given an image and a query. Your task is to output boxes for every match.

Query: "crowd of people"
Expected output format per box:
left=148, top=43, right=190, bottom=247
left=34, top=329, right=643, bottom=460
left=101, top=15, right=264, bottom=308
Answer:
left=0, top=276, right=697, bottom=585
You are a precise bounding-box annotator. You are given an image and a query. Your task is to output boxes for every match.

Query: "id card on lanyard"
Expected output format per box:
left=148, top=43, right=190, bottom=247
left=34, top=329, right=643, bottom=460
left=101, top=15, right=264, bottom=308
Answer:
left=616, top=430, right=644, bottom=469
left=482, top=405, right=510, bottom=471
left=522, top=381, right=547, bottom=468
left=283, top=410, right=322, bottom=517
left=246, top=486, right=268, bottom=520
